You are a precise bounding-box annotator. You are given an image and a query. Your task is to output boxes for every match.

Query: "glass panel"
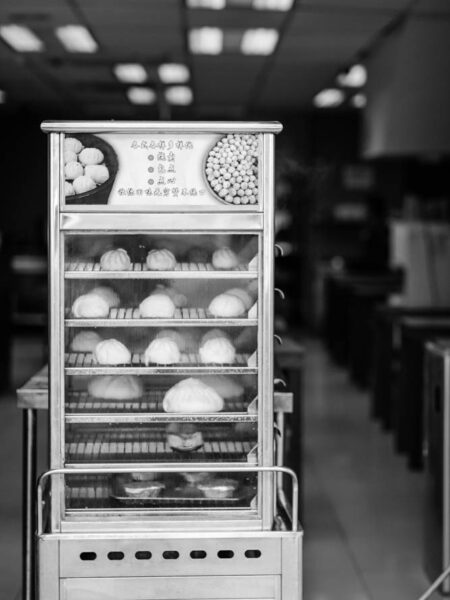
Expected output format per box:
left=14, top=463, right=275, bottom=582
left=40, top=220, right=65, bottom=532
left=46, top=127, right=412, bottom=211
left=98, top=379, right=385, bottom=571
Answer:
left=65, top=472, right=257, bottom=512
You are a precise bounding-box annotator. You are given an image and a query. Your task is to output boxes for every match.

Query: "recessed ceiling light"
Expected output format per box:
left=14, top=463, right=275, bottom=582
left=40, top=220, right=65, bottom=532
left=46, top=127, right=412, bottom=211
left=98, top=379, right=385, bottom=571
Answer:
left=187, top=0, right=226, bottom=8
left=158, top=63, right=190, bottom=84
left=55, top=25, right=98, bottom=53
left=241, top=28, right=279, bottom=55
left=114, top=63, right=147, bottom=84
left=189, top=27, right=223, bottom=55
left=337, top=64, right=367, bottom=88
left=165, top=86, right=193, bottom=105
left=127, top=87, right=156, bottom=105
left=351, top=93, right=367, bottom=109
left=313, top=88, right=345, bottom=108
left=252, top=0, right=294, bottom=10
left=0, top=24, right=44, bottom=52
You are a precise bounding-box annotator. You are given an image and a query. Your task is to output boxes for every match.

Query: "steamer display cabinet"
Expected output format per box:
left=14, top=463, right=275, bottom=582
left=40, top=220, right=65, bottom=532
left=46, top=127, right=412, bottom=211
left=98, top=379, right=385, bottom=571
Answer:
left=38, top=121, right=302, bottom=600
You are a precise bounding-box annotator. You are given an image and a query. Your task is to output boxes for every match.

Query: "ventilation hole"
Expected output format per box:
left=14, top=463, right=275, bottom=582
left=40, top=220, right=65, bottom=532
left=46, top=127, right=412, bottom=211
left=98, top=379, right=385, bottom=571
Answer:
left=135, top=551, right=152, bottom=560
left=218, top=550, right=234, bottom=559
left=190, top=550, right=207, bottom=559
left=107, top=551, right=124, bottom=561
left=80, top=552, right=96, bottom=561
left=245, top=549, right=262, bottom=559
left=163, top=551, right=179, bottom=560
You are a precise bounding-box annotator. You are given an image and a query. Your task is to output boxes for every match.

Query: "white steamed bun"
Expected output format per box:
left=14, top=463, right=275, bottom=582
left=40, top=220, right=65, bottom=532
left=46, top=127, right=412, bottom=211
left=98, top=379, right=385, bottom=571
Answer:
left=144, top=338, right=180, bottom=365
left=100, top=248, right=131, bottom=271
left=248, top=254, right=258, bottom=270
left=199, top=337, right=236, bottom=364
left=154, top=284, right=187, bottom=308
left=208, top=293, right=246, bottom=317
left=155, top=329, right=186, bottom=351
left=64, top=137, right=83, bottom=154
left=146, top=249, right=177, bottom=271
left=88, top=375, right=143, bottom=400
left=65, top=181, right=75, bottom=196
left=202, top=375, right=244, bottom=399
left=212, top=247, right=239, bottom=270
left=93, top=339, right=131, bottom=365
left=71, top=330, right=102, bottom=352
left=79, top=147, right=104, bottom=166
left=72, top=293, right=110, bottom=318
left=226, top=287, right=253, bottom=310
left=139, top=293, right=176, bottom=318
left=85, top=164, right=109, bottom=184
left=90, top=286, right=120, bottom=308
left=163, top=378, right=224, bottom=413
left=64, top=150, right=77, bottom=164
left=200, top=328, right=230, bottom=346
left=73, top=175, right=96, bottom=194
left=65, top=161, right=83, bottom=181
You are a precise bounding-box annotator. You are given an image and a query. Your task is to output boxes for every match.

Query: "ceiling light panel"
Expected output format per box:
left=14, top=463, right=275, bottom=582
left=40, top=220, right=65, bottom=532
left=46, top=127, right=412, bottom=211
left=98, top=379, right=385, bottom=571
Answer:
left=165, top=86, right=193, bottom=105
left=313, top=88, right=345, bottom=108
left=127, top=87, right=156, bottom=105
left=55, top=25, right=98, bottom=53
left=252, top=0, right=294, bottom=9
left=114, top=63, right=147, bottom=84
left=158, top=63, right=190, bottom=84
left=0, top=24, right=44, bottom=52
left=189, top=27, right=223, bottom=54
left=187, top=0, right=226, bottom=8
left=241, top=28, right=279, bottom=55
left=337, top=64, right=367, bottom=87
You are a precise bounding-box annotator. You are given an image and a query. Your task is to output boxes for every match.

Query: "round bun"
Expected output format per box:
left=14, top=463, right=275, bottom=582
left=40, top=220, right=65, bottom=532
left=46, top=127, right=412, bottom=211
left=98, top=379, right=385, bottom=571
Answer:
left=73, top=175, right=96, bottom=194
left=208, top=293, right=246, bottom=318
left=65, top=161, right=83, bottom=181
left=139, top=294, right=176, bottom=318
left=100, top=248, right=132, bottom=271
left=153, top=284, right=187, bottom=308
left=79, top=147, right=104, bottom=166
left=72, top=293, right=110, bottom=318
left=88, top=375, right=143, bottom=399
left=212, top=247, right=239, bottom=270
left=93, top=339, right=131, bottom=365
left=71, top=330, right=102, bottom=352
left=146, top=249, right=177, bottom=271
left=64, top=150, right=77, bottom=164
left=144, top=338, right=180, bottom=365
left=90, top=286, right=120, bottom=308
left=85, top=164, right=109, bottom=184
left=202, top=375, right=244, bottom=399
left=167, top=423, right=204, bottom=452
left=65, top=181, right=75, bottom=196
left=199, top=337, right=236, bottom=364
left=163, top=378, right=224, bottom=413
left=200, top=328, right=230, bottom=346
left=226, top=288, right=253, bottom=310
left=64, top=137, right=83, bottom=154
left=155, top=329, right=186, bottom=351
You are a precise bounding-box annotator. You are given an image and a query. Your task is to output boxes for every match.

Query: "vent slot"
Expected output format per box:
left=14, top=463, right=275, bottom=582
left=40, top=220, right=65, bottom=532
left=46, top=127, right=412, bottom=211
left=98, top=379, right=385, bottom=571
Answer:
left=218, top=550, right=234, bottom=559
left=135, top=551, right=152, bottom=560
left=190, top=550, right=207, bottom=559
left=163, top=551, right=179, bottom=560
left=107, top=551, right=124, bottom=560
left=79, top=552, right=96, bottom=561
left=245, top=549, right=262, bottom=558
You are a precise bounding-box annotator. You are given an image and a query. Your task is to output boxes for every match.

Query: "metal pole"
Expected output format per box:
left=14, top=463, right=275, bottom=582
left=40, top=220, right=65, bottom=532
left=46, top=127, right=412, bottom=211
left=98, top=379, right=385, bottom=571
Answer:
left=22, top=409, right=37, bottom=600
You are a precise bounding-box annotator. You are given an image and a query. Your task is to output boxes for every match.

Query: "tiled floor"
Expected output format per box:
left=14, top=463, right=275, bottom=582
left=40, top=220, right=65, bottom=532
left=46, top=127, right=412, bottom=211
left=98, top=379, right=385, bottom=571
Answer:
left=0, top=335, right=438, bottom=599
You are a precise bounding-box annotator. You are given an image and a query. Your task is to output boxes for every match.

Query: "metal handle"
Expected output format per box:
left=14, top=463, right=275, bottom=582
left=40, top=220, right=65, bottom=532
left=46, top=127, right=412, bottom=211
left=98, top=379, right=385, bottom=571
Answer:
left=274, top=288, right=285, bottom=300
left=274, top=334, right=283, bottom=346
left=274, top=378, right=287, bottom=387
left=37, top=465, right=299, bottom=535
left=275, top=244, right=284, bottom=257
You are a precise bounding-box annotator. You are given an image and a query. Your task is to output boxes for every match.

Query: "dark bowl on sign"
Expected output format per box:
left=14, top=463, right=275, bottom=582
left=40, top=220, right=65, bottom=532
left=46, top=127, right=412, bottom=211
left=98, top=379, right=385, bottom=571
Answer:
left=65, top=133, right=119, bottom=205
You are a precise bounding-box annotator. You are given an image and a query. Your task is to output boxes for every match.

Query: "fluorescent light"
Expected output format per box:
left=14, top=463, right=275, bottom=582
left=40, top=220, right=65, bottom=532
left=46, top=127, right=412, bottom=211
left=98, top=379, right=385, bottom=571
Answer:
left=114, top=63, right=147, bottom=84
left=165, top=86, right=193, bottom=105
left=127, top=87, right=156, bottom=105
left=0, top=24, right=44, bottom=52
left=252, top=0, right=294, bottom=10
left=189, top=27, right=223, bottom=55
left=337, top=64, right=367, bottom=88
left=241, top=28, right=279, bottom=55
left=55, top=25, right=98, bottom=53
left=351, top=93, right=367, bottom=109
left=158, top=63, right=190, bottom=84
left=187, top=0, right=226, bottom=8
left=313, top=88, right=345, bottom=108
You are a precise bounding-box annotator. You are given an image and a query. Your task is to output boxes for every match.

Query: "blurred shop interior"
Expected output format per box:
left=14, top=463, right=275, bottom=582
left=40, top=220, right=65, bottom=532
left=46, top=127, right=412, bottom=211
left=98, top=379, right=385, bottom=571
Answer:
left=2, top=0, right=450, bottom=599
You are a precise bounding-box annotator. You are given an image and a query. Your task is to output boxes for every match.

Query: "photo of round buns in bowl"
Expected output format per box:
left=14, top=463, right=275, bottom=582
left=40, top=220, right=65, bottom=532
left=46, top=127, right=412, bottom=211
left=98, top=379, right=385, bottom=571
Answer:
left=63, top=134, right=119, bottom=205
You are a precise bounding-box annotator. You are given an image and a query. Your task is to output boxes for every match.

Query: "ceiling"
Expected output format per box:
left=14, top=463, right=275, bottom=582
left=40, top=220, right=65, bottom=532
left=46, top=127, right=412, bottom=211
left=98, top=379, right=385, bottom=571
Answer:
left=0, top=0, right=447, bottom=118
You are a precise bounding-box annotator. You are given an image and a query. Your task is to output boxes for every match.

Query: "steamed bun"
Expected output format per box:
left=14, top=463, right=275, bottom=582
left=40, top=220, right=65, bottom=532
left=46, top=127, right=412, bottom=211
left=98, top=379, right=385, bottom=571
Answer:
left=93, top=339, right=131, bottom=365
left=85, top=164, right=109, bottom=184
left=64, top=137, right=83, bottom=154
left=146, top=249, right=177, bottom=271
left=100, top=249, right=131, bottom=271
left=202, top=375, right=244, bottom=400
left=79, top=147, right=104, bottom=166
left=155, top=329, right=186, bottom=352
left=64, top=150, right=77, bottom=164
left=139, top=294, right=176, bottom=318
left=65, top=161, right=83, bottom=181
left=90, top=286, right=120, bottom=308
left=199, top=337, right=236, bottom=364
left=212, top=247, right=239, bottom=270
left=163, top=378, right=224, bottom=413
left=154, top=284, right=187, bottom=308
left=72, top=293, right=110, bottom=318
left=73, top=175, right=96, bottom=195
left=200, top=328, right=230, bottom=346
left=144, top=338, right=180, bottom=365
left=226, top=288, right=253, bottom=310
left=208, top=293, right=246, bottom=317
left=65, top=181, right=75, bottom=196
left=71, top=330, right=102, bottom=352
left=88, top=375, right=143, bottom=400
